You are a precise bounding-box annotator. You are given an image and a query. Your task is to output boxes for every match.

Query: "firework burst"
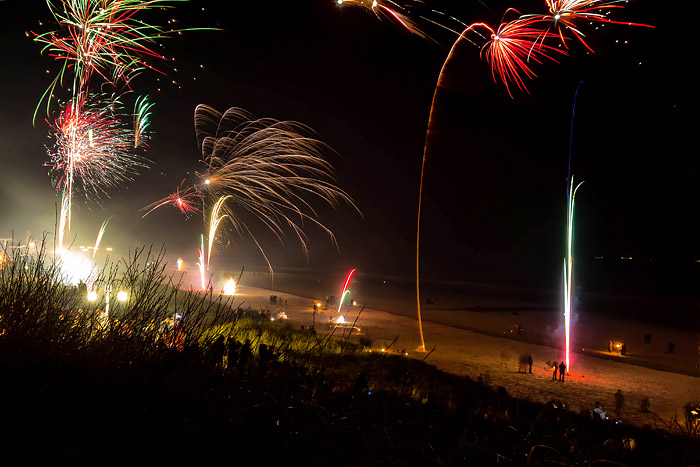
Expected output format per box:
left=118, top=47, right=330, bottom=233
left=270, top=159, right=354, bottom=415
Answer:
left=92, top=216, right=111, bottom=257
left=193, top=104, right=358, bottom=258
left=141, top=179, right=203, bottom=218
left=521, top=0, right=653, bottom=52
left=206, top=195, right=231, bottom=267
left=481, top=15, right=566, bottom=98
left=46, top=94, right=149, bottom=200
left=33, top=0, right=192, bottom=116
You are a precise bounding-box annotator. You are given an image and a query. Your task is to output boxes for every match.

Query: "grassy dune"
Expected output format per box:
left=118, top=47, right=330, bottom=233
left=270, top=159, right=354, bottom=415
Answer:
left=1, top=241, right=698, bottom=464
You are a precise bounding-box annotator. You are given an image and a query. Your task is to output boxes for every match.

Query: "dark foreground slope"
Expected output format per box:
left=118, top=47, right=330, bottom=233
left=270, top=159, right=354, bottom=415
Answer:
left=2, top=321, right=700, bottom=465
left=1, top=247, right=698, bottom=465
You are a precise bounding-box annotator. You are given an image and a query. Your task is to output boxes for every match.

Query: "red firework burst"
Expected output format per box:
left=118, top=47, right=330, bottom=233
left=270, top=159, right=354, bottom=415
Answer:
left=141, top=180, right=203, bottom=218
left=481, top=17, right=566, bottom=97
left=523, top=0, right=653, bottom=52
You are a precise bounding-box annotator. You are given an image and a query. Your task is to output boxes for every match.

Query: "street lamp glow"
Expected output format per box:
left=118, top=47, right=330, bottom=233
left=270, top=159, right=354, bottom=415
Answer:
left=87, top=290, right=98, bottom=301
left=116, top=290, right=128, bottom=301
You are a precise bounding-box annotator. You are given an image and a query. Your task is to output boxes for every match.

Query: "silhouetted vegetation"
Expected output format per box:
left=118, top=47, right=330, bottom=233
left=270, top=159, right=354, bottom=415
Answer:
left=1, top=240, right=698, bottom=464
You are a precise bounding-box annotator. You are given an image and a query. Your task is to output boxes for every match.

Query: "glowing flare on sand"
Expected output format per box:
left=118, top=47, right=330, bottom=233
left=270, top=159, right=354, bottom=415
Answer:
left=223, top=277, right=237, bottom=296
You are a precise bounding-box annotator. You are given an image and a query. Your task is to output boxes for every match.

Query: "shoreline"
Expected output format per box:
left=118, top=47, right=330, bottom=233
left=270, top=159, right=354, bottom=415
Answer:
left=230, top=282, right=700, bottom=428
left=227, top=270, right=698, bottom=378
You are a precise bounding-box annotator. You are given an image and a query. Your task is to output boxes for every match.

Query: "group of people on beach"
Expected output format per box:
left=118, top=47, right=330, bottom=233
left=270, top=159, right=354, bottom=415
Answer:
left=520, top=354, right=567, bottom=381
left=551, top=360, right=567, bottom=381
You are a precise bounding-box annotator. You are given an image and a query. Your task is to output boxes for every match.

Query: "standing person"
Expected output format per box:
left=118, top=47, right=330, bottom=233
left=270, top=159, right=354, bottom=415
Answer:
left=552, top=361, right=558, bottom=380
left=640, top=397, right=650, bottom=413
left=527, top=353, right=533, bottom=374
left=238, top=339, right=252, bottom=374
left=225, top=336, right=240, bottom=371
left=559, top=361, right=566, bottom=381
left=209, top=335, right=225, bottom=370
left=614, top=389, right=624, bottom=418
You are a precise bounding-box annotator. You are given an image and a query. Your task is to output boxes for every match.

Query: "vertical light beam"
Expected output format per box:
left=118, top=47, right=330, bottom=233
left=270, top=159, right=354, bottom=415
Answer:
left=198, top=234, right=206, bottom=291
left=564, top=176, right=583, bottom=372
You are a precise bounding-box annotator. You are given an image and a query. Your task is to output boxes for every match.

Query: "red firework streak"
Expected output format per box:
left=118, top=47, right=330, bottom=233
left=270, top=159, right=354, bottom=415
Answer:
left=481, top=17, right=567, bottom=98
left=337, top=269, right=357, bottom=314
left=522, top=0, right=654, bottom=53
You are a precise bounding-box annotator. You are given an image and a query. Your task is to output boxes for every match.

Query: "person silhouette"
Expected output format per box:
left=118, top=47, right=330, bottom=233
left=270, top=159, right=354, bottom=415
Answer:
left=558, top=361, right=566, bottom=381
left=614, top=389, right=624, bottom=418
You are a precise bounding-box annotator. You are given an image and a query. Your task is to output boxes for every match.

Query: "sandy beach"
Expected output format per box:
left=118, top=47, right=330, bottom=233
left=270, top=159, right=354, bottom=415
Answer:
left=222, top=273, right=699, bottom=430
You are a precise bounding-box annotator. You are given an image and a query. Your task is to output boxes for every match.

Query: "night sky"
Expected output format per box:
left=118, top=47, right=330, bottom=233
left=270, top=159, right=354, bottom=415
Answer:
left=0, top=1, right=695, bottom=303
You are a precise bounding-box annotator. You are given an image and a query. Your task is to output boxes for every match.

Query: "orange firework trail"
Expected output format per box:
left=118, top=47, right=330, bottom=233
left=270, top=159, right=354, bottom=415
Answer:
left=336, top=0, right=433, bottom=40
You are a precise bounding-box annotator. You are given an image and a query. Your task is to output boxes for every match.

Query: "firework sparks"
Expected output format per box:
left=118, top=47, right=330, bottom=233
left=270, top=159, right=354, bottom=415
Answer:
left=32, top=0, right=193, bottom=117
left=57, top=188, right=70, bottom=251
left=176, top=257, right=183, bottom=271
left=92, top=216, right=111, bottom=257
left=337, top=268, right=356, bottom=314
left=197, top=234, right=206, bottom=290
left=46, top=95, right=149, bottom=198
left=48, top=95, right=149, bottom=251
left=336, top=0, right=432, bottom=40
left=133, top=94, right=154, bottom=148
left=141, top=179, right=203, bottom=218
left=481, top=16, right=566, bottom=98
left=522, top=0, right=653, bottom=52
left=207, top=195, right=231, bottom=267
left=34, top=1, right=204, bottom=251
left=193, top=104, right=358, bottom=260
